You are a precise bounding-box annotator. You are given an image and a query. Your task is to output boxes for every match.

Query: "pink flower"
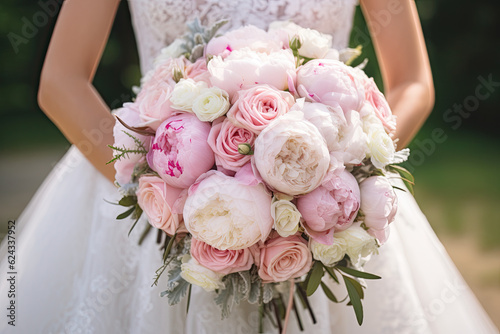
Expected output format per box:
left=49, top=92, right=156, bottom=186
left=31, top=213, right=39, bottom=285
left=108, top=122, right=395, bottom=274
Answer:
left=258, top=233, right=312, bottom=283
left=205, top=25, right=282, bottom=57
left=136, top=175, right=184, bottom=236
left=183, top=170, right=273, bottom=250
left=207, top=117, right=256, bottom=173
left=147, top=113, right=214, bottom=189
left=296, top=59, right=365, bottom=113
left=112, top=103, right=151, bottom=185
left=361, top=76, right=396, bottom=134
left=226, top=84, right=295, bottom=134
left=190, top=238, right=259, bottom=275
left=186, top=58, right=211, bottom=84
left=359, top=176, right=398, bottom=244
left=208, top=48, right=296, bottom=99
left=297, top=170, right=360, bottom=245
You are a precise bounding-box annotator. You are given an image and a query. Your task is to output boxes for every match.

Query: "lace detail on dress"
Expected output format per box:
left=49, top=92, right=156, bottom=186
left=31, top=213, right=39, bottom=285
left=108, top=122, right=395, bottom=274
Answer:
left=128, top=0, right=358, bottom=74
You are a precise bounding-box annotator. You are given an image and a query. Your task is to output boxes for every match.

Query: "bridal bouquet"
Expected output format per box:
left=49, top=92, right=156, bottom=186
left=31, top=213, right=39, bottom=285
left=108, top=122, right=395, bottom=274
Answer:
left=109, top=19, right=413, bottom=331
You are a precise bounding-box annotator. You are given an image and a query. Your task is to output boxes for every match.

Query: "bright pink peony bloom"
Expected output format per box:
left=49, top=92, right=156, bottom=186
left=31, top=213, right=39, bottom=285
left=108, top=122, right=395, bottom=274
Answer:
left=226, top=84, right=295, bottom=134
left=147, top=113, right=214, bottom=189
left=207, top=117, right=256, bottom=173
left=359, top=176, right=398, bottom=244
left=258, top=233, right=312, bottom=283
left=297, top=170, right=360, bottom=245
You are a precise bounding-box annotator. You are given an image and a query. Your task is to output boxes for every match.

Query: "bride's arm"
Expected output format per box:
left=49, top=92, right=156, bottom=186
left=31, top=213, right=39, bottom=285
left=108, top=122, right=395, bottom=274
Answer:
left=360, top=0, right=434, bottom=148
left=38, top=0, right=120, bottom=183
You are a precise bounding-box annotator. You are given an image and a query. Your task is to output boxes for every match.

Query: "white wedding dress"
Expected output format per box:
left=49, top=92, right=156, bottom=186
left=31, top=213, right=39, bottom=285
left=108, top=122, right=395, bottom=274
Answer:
left=1, top=1, right=498, bottom=333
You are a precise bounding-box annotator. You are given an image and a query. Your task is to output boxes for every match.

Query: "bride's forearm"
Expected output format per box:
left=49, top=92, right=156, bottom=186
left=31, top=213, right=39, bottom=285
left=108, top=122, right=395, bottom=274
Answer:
left=38, top=76, right=116, bottom=183
left=386, top=81, right=434, bottom=149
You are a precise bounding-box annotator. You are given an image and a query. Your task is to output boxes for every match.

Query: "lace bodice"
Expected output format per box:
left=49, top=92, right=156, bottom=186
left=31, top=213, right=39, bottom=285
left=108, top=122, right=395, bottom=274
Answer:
left=129, top=0, right=358, bottom=74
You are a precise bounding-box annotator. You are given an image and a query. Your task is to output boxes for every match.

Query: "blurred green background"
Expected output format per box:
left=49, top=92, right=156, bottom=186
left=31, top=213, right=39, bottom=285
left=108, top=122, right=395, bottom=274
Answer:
left=0, top=0, right=499, bottom=325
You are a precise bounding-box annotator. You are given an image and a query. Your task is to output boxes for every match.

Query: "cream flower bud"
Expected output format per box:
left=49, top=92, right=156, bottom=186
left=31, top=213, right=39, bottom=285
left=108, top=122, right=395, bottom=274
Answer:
left=310, top=238, right=347, bottom=266
left=180, top=258, right=224, bottom=292
left=237, top=143, right=254, bottom=155
left=271, top=197, right=301, bottom=237
left=170, top=78, right=208, bottom=112
left=192, top=87, right=230, bottom=122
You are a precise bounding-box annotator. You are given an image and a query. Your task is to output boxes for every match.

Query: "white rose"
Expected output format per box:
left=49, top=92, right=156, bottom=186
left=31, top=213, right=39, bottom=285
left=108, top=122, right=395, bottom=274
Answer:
left=170, top=78, right=208, bottom=112
left=180, top=258, right=224, bottom=292
left=363, top=114, right=395, bottom=169
left=271, top=197, right=301, bottom=237
left=335, top=225, right=378, bottom=264
left=297, top=28, right=332, bottom=59
left=191, top=87, right=230, bottom=122
left=310, top=238, right=347, bottom=267
left=253, top=109, right=330, bottom=196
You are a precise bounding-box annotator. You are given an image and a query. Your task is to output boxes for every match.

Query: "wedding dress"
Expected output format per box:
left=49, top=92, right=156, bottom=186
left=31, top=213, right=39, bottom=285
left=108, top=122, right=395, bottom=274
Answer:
left=0, top=0, right=498, bottom=333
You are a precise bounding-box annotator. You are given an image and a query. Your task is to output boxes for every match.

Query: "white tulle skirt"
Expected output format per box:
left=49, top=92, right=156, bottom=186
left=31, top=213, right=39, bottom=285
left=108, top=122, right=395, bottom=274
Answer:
left=0, top=146, right=498, bottom=334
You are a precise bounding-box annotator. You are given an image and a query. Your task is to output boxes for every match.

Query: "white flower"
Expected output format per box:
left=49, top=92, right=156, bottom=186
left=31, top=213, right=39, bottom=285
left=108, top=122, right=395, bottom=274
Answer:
left=253, top=109, right=330, bottom=196
left=271, top=197, right=301, bottom=237
left=363, top=114, right=395, bottom=169
left=170, top=78, right=208, bottom=112
left=191, top=87, right=230, bottom=122
left=154, top=38, right=185, bottom=66
left=310, top=238, right=347, bottom=266
left=336, top=110, right=369, bottom=165
left=180, top=258, right=224, bottom=292
left=335, top=225, right=378, bottom=264
left=183, top=171, right=273, bottom=250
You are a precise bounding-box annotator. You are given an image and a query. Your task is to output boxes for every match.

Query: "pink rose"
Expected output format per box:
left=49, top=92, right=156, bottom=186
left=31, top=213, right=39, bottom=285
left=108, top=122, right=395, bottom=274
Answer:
left=208, top=48, right=296, bottom=99
left=226, top=84, right=295, bottom=134
left=359, top=176, right=398, bottom=244
left=136, top=175, right=184, bottom=236
left=147, top=113, right=214, bottom=188
left=112, top=103, right=151, bottom=185
left=186, top=58, right=211, bottom=84
left=190, top=238, right=259, bottom=275
left=297, top=170, right=360, bottom=245
left=205, top=25, right=282, bottom=57
left=296, top=59, right=365, bottom=113
left=258, top=233, right=312, bottom=283
left=207, top=117, right=256, bottom=173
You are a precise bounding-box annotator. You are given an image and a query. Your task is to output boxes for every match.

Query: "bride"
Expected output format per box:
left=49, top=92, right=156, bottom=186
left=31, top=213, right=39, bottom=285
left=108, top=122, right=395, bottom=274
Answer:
left=1, top=0, right=498, bottom=333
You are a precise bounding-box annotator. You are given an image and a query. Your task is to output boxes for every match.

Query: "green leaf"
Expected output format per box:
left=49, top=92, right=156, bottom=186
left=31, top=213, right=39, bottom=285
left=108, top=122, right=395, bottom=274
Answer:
left=388, top=165, right=415, bottom=195
left=320, top=281, right=338, bottom=303
left=128, top=216, right=140, bottom=237
left=324, top=266, right=339, bottom=283
left=392, top=185, right=407, bottom=193
left=306, top=261, right=324, bottom=296
left=336, top=266, right=381, bottom=280
left=116, top=206, right=135, bottom=220
left=119, top=196, right=136, bottom=207
left=343, top=276, right=364, bottom=325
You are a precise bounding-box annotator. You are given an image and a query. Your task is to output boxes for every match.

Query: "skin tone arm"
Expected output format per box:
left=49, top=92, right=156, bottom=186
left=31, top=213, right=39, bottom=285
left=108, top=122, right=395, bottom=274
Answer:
left=360, top=0, right=435, bottom=148
left=38, top=0, right=120, bottom=183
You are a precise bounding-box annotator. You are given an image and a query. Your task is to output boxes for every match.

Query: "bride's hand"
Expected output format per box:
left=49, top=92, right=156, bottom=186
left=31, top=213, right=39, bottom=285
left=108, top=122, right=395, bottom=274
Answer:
left=360, top=0, right=435, bottom=148
left=38, top=0, right=121, bottom=183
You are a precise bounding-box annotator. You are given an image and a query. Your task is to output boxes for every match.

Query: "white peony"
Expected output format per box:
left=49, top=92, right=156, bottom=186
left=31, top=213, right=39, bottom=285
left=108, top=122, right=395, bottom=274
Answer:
left=271, top=196, right=301, bottom=237
left=180, top=258, right=224, bottom=292
left=253, top=109, right=330, bottom=196
left=191, top=86, right=230, bottom=122
left=310, top=238, right=347, bottom=267
left=170, top=78, right=208, bottom=112
left=183, top=171, right=273, bottom=250
left=335, top=225, right=378, bottom=264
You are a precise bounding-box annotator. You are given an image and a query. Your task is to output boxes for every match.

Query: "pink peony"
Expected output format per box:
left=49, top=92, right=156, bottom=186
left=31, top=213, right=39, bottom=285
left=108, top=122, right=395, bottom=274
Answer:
left=258, top=233, right=312, bottom=283
left=136, top=175, right=184, bottom=236
left=112, top=103, right=151, bottom=185
left=226, top=84, right=295, bottom=134
left=205, top=25, right=282, bottom=57
left=361, top=76, right=396, bottom=134
left=297, top=170, right=360, bottom=245
left=359, top=176, right=398, bottom=244
left=208, top=48, right=296, bottom=99
left=190, top=238, right=259, bottom=275
left=147, top=113, right=214, bottom=189
left=186, top=58, right=211, bottom=84
left=183, top=170, right=273, bottom=250
left=207, top=117, right=256, bottom=173
left=296, top=59, right=365, bottom=113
